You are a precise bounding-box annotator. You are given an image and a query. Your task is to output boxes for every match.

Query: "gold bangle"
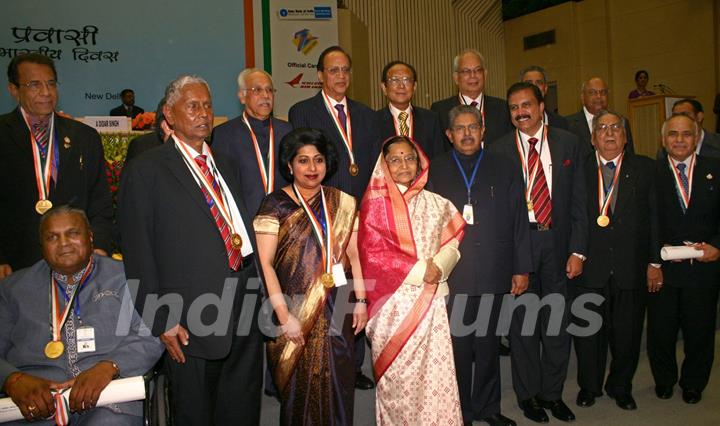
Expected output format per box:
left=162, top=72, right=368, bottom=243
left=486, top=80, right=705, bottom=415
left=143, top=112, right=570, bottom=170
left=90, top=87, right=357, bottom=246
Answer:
left=101, top=360, right=120, bottom=379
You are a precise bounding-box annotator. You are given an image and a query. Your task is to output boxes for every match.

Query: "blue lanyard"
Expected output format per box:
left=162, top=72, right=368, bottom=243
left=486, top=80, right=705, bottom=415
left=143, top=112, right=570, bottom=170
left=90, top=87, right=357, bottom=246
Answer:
left=451, top=149, right=484, bottom=202
left=310, top=197, right=327, bottom=236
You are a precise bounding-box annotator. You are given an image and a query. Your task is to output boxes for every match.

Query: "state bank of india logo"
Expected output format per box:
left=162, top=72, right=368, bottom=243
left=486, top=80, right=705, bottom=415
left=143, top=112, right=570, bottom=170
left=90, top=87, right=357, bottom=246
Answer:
left=293, top=29, right=318, bottom=55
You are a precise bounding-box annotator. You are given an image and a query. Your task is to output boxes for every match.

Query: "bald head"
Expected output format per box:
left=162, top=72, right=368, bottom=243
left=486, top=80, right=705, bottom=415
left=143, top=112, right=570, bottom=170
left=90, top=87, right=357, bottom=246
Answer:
left=581, top=77, right=609, bottom=115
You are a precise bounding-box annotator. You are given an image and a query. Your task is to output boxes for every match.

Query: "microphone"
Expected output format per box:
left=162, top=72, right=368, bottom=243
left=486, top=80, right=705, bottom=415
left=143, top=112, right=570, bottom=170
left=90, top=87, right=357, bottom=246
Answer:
left=652, top=83, right=675, bottom=94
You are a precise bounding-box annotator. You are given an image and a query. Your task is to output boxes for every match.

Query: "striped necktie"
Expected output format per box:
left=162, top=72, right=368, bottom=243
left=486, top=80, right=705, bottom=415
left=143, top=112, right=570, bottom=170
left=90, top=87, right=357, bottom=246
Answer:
left=195, top=155, right=242, bottom=270
left=32, top=119, right=50, bottom=159
left=398, top=111, right=409, bottom=136
left=528, top=137, right=552, bottom=226
left=676, top=162, right=689, bottom=213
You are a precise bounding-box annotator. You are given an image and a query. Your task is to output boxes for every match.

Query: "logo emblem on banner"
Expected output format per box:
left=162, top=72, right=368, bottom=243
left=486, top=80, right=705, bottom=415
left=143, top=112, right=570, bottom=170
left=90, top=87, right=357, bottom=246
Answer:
left=293, top=29, right=318, bottom=54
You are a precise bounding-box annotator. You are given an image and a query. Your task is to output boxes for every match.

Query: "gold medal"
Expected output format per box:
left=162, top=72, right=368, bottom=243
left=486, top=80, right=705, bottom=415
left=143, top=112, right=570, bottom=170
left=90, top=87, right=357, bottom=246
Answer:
left=321, top=272, right=335, bottom=289
left=597, top=215, right=610, bottom=227
left=526, top=200, right=534, bottom=211
left=349, top=163, right=359, bottom=176
left=231, top=233, right=243, bottom=250
left=44, top=341, right=64, bottom=359
left=35, top=199, right=53, bottom=215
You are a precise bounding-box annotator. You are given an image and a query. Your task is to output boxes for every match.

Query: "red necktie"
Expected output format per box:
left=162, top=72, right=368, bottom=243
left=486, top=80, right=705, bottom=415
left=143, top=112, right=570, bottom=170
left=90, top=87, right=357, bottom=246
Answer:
left=195, top=155, right=243, bottom=270
left=528, top=138, right=552, bottom=226
left=31, top=120, right=50, bottom=159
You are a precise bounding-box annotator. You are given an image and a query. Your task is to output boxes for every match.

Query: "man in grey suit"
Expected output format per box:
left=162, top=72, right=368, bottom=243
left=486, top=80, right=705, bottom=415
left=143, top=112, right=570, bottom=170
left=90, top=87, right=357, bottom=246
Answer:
left=212, top=68, right=292, bottom=216
left=566, top=77, right=634, bottom=155
left=0, top=206, right=163, bottom=424
left=491, top=82, right=588, bottom=424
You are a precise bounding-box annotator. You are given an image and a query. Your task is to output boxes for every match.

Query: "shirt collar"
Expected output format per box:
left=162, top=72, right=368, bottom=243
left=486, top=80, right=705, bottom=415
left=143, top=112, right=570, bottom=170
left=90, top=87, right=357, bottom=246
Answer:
left=388, top=103, right=412, bottom=119
left=21, top=106, right=52, bottom=128
left=323, top=90, right=347, bottom=108
left=519, top=123, right=545, bottom=146
left=583, top=106, right=595, bottom=127
left=460, top=92, right=483, bottom=106
left=172, top=135, right=210, bottom=158
left=52, top=257, right=93, bottom=287
left=598, top=153, right=622, bottom=166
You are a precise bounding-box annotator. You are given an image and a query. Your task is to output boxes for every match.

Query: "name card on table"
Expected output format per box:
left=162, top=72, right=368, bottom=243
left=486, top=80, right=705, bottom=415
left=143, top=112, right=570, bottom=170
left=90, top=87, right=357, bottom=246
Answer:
left=81, top=116, right=131, bottom=133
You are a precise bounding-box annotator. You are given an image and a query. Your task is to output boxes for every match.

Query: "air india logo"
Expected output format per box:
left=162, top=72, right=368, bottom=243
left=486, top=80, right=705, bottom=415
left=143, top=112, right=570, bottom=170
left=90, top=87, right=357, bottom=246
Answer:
left=293, top=29, right=318, bottom=55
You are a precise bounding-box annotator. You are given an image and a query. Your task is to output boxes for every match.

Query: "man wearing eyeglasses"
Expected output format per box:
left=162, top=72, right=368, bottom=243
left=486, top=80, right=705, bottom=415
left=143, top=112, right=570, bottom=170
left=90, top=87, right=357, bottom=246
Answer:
left=491, top=82, right=587, bottom=424
left=0, top=53, right=113, bottom=279
left=288, top=45, right=380, bottom=391
left=572, top=109, right=659, bottom=412
left=520, top=65, right=569, bottom=130
left=212, top=68, right=292, bottom=216
left=566, top=77, right=635, bottom=155
left=430, top=105, right=531, bottom=426
left=377, top=61, right=446, bottom=158
left=431, top=49, right=512, bottom=147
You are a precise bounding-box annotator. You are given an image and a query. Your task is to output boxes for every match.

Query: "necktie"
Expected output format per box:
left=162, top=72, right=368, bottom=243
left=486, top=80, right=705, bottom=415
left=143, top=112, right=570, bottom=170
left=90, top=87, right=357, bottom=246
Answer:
left=528, top=137, right=552, bottom=226
left=334, top=104, right=347, bottom=133
left=195, top=155, right=242, bottom=270
left=470, top=101, right=478, bottom=108
left=32, top=119, right=50, bottom=159
left=603, top=161, right=617, bottom=212
left=677, top=162, right=689, bottom=213
left=398, top=111, right=409, bottom=136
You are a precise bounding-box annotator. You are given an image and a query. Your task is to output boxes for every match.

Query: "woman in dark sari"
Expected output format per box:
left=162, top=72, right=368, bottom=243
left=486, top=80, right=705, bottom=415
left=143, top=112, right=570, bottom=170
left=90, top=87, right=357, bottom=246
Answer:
left=254, top=128, right=367, bottom=425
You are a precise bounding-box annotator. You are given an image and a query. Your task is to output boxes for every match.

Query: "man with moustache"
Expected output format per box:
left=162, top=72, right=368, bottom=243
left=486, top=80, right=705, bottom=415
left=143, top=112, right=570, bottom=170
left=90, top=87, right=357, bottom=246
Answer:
left=119, top=75, right=262, bottom=425
left=573, top=109, right=660, bottom=411
left=0, top=53, right=113, bottom=279
left=490, top=82, right=587, bottom=423
left=431, top=49, right=512, bottom=146
left=566, top=77, right=634, bottom=154
left=377, top=60, right=446, bottom=157
left=288, top=45, right=379, bottom=390
left=213, top=68, right=292, bottom=215
left=649, top=113, right=720, bottom=405
left=430, top=105, right=531, bottom=426
left=520, top=65, right=568, bottom=130
left=657, top=99, right=720, bottom=160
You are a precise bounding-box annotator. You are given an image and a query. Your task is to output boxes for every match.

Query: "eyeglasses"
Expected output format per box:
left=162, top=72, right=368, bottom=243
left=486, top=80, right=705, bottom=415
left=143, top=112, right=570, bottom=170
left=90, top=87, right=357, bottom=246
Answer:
left=456, top=67, right=484, bottom=77
left=524, top=79, right=546, bottom=86
left=596, top=123, right=623, bottom=134
left=16, top=80, right=59, bottom=92
left=243, top=87, right=276, bottom=96
left=585, top=89, right=608, bottom=96
left=386, top=155, right=418, bottom=167
left=451, top=123, right=482, bottom=133
left=326, top=66, right=351, bottom=76
left=386, top=76, right=414, bottom=87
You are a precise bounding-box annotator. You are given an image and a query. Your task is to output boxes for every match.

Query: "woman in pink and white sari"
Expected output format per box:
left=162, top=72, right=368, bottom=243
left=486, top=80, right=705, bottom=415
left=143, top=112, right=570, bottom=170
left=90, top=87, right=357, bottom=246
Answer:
left=359, top=136, right=466, bottom=425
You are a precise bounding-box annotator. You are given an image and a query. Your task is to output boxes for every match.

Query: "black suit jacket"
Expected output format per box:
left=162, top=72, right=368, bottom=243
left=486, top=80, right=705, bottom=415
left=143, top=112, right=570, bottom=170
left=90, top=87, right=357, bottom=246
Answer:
left=211, top=116, right=292, bottom=216
left=490, top=127, right=588, bottom=274
left=566, top=109, right=635, bottom=156
left=125, top=131, right=164, bottom=164
left=429, top=150, right=532, bottom=294
left=578, top=153, right=659, bottom=289
left=656, top=155, right=720, bottom=288
left=0, top=108, right=113, bottom=270
left=376, top=105, right=446, bottom=158
left=118, top=141, right=258, bottom=359
left=430, top=94, right=513, bottom=146
left=547, top=111, right=569, bottom=130
left=288, top=92, right=380, bottom=200
left=110, top=104, right=144, bottom=118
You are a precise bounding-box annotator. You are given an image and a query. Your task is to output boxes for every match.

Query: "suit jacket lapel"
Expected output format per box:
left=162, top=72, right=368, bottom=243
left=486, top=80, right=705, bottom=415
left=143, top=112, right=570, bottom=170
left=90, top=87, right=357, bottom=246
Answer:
left=8, top=108, right=32, bottom=157
left=163, top=144, right=216, bottom=223
left=612, top=156, right=636, bottom=218
left=548, top=129, right=562, bottom=195
left=379, top=106, right=394, bottom=138
left=412, top=106, right=425, bottom=141
left=315, top=92, right=344, bottom=142
left=53, top=116, right=75, bottom=186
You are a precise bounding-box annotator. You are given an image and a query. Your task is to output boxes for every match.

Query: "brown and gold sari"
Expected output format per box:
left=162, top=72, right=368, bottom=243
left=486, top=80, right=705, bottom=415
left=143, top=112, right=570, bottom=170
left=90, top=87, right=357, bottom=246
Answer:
left=254, top=186, right=357, bottom=425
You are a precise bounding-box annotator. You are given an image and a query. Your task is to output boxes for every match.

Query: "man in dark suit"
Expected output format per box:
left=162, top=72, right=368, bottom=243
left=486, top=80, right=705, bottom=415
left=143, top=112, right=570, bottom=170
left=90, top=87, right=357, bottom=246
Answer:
left=490, top=82, right=587, bottom=423
left=430, top=49, right=513, bottom=146
left=109, top=88, right=144, bottom=118
left=119, top=75, right=262, bottom=425
left=656, top=100, right=720, bottom=160
left=125, top=98, right=172, bottom=163
left=520, top=65, right=569, bottom=130
left=649, top=113, right=720, bottom=405
left=288, top=45, right=380, bottom=202
left=288, top=46, right=378, bottom=390
left=213, top=68, right=292, bottom=216
left=376, top=60, right=446, bottom=157
left=430, top=105, right=531, bottom=426
left=573, top=109, right=660, bottom=411
left=0, top=53, right=113, bottom=279
left=566, top=77, right=634, bottom=155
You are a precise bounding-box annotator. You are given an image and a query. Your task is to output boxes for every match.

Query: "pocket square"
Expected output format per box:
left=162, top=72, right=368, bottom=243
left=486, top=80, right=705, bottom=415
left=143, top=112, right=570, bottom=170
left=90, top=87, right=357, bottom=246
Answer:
left=563, top=159, right=572, bottom=167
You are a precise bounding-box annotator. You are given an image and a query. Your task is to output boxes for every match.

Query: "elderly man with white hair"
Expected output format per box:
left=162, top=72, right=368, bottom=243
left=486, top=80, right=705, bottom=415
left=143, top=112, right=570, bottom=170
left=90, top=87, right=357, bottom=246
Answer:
left=212, top=68, right=293, bottom=216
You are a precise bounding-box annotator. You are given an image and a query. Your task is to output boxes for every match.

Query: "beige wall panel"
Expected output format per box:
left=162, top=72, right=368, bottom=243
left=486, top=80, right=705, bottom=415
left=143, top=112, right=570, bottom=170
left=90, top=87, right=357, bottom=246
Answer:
left=343, top=0, right=506, bottom=110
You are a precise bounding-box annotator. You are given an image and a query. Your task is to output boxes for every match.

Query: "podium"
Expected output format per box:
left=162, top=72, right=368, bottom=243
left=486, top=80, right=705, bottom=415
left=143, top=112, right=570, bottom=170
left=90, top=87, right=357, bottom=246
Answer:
left=628, top=94, right=693, bottom=158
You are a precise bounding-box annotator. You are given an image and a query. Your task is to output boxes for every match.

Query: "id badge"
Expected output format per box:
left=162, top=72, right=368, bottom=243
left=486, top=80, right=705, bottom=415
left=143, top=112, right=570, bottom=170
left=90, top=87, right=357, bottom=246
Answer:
left=462, top=204, right=474, bottom=225
left=77, top=326, right=96, bottom=353
left=332, top=263, right=347, bottom=287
